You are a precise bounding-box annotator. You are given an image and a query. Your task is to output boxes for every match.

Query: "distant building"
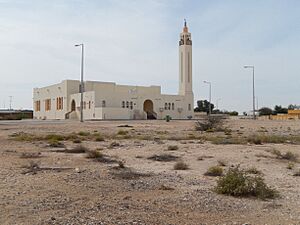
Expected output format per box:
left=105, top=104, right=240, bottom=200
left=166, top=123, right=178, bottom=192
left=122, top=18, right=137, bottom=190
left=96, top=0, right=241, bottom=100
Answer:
left=270, top=110, right=300, bottom=120
left=33, top=21, right=194, bottom=120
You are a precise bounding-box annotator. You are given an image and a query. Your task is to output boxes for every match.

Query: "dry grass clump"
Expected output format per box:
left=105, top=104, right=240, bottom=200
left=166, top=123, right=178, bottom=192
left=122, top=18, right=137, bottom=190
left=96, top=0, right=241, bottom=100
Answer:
left=167, top=145, right=179, bottom=151
left=86, top=149, right=103, bottom=159
left=117, top=129, right=128, bottom=135
left=45, top=134, right=64, bottom=141
left=147, top=154, right=179, bottom=162
left=20, top=152, right=42, bottom=158
left=48, top=139, right=65, bottom=148
left=246, top=167, right=263, bottom=175
left=293, top=169, right=300, bottom=176
left=209, top=136, right=246, bottom=145
left=174, top=161, right=189, bottom=170
left=73, top=139, right=82, bottom=144
left=66, top=145, right=88, bottom=153
left=78, top=131, right=91, bottom=136
left=195, top=116, right=224, bottom=132
left=197, top=155, right=214, bottom=160
left=108, top=141, right=120, bottom=148
left=287, top=162, right=295, bottom=170
left=95, top=136, right=105, bottom=142
left=215, top=166, right=278, bottom=200
left=204, top=166, right=223, bottom=176
left=270, top=149, right=298, bottom=162
left=22, top=160, right=41, bottom=174
left=10, top=132, right=42, bottom=142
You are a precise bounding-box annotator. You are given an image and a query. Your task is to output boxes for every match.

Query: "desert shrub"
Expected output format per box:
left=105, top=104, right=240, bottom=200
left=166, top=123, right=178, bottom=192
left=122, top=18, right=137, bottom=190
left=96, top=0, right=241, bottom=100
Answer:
left=20, top=152, right=42, bottom=158
left=270, top=149, right=298, bottom=162
left=78, top=131, right=90, bottom=136
left=215, top=167, right=278, bottom=200
left=95, top=136, right=105, bottom=142
left=48, top=139, right=65, bottom=148
left=195, top=116, right=223, bottom=132
left=86, top=149, right=103, bottom=158
left=287, top=162, right=294, bottom=170
left=246, top=167, right=263, bottom=175
left=22, top=160, right=41, bottom=174
left=117, top=130, right=128, bottom=135
left=10, top=132, right=42, bottom=142
left=293, top=169, right=300, bottom=176
left=118, top=161, right=125, bottom=168
left=174, top=161, right=189, bottom=170
left=73, top=139, right=82, bottom=144
left=281, top=151, right=298, bottom=162
left=109, top=141, right=120, bottom=148
left=247, top=135, right=262, bottom=145
left=204, top=166, right=223, bottom=176
left=45, top=134, right=64, bottom=141
left=66, top=145, right=88, bottom=153
left=147, top=154, right=179, bottom=162
left=167, top=145, right=179, bottom=151
left=210, top=137, right=246, bottom=145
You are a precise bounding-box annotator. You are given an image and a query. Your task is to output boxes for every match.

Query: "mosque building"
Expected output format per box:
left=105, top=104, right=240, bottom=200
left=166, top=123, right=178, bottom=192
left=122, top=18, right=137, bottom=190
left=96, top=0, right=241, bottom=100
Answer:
left=33, top=21, right=194, bottom=120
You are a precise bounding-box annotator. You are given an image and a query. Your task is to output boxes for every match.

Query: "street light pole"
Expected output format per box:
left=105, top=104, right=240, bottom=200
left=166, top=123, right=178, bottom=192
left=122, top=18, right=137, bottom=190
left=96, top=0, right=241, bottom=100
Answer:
left=75, top=44, right=84, bottom=122
left=204, top=81, right=212, bottom=115
left=244, top=65, right=255, bottom=120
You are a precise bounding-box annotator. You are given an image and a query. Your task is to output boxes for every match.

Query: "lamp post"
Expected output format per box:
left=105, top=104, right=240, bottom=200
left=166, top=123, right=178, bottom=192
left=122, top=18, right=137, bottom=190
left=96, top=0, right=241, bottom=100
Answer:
left=75, top=44, right=84, bottom=122
left=244, top=65, right=255, bottom=120
left=203, top=81, right=212, bottom=115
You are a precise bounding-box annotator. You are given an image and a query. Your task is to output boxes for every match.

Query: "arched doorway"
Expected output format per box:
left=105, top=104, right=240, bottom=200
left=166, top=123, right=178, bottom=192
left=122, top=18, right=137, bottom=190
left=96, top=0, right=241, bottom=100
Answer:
left=143, top=100, right=156, bottom=119
left=71, top=100, right=76, bottom=111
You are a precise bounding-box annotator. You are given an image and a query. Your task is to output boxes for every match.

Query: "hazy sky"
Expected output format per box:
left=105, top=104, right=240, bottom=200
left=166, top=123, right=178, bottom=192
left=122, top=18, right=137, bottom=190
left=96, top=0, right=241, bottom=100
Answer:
left=0, top=0, right=299, bottom=112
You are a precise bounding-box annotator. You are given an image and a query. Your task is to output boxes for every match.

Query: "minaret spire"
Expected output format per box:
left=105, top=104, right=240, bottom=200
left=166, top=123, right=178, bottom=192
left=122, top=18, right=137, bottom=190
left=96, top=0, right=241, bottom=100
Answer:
left=184, top=18, right=187, bottom=27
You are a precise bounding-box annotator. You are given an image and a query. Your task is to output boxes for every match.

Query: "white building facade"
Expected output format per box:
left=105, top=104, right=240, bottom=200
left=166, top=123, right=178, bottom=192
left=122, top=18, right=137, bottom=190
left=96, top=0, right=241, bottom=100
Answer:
left=33, top=22, right=194, bottom=120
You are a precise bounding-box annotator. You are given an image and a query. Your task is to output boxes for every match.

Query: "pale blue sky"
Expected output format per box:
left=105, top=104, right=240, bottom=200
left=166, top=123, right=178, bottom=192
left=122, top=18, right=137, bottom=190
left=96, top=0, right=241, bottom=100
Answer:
left=0, top=0, right=299, bottom=112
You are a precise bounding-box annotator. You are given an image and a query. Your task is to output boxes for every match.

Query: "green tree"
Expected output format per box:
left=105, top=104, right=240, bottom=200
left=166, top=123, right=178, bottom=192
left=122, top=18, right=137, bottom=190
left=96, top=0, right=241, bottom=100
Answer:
left=194, top=100, right=215, bottom=114
left=259, top=107, right=273, bottom=116
left=274, top=105, right=288, bottom=114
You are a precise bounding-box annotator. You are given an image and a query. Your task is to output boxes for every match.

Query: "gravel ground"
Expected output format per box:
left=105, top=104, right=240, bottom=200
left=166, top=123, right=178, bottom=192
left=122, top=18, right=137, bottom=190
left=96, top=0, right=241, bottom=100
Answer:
left=0, top=119, right=300, bottom=225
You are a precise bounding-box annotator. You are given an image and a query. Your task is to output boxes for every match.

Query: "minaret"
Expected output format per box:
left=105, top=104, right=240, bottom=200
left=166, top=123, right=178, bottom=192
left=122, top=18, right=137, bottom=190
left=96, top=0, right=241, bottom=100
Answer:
left=179, top=19, right=193, bottom=96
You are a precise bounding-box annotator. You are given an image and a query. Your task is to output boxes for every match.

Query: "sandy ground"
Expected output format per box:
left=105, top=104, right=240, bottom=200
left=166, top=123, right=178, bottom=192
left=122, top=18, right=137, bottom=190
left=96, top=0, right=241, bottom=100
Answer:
left=0, top=119, right=299, bottom=225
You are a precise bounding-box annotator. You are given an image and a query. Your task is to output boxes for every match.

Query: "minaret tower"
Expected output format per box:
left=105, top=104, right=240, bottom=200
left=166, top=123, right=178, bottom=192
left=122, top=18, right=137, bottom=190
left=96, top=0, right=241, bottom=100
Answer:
left=179, top=19, right=193, bottom=96
left=179, top=20, right=194, bottom=114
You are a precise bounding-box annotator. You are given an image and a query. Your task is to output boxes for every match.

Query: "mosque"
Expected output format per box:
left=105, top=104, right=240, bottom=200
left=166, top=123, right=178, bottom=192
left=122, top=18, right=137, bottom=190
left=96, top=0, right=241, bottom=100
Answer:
left=33, top=21, right=194, bottom=120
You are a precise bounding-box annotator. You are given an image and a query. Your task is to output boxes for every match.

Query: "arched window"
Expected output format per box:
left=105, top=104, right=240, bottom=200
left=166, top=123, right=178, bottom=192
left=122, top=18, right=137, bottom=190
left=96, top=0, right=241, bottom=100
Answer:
left=122, top=101, right=125, bottom=108
left=88, top=101, right=91, bottom=109
left=188, top=104, right=191, bottom=111
left=102, top=100, right=106, bottom=107
left=165, top=103, right=168, bottom=110
left=126, top=101, right=129, bottom=108
left=172, top=103, right=174, bottom=110
left=168, top=103, right=171, bottom=110
left=130, top=101, right=133, bottom=109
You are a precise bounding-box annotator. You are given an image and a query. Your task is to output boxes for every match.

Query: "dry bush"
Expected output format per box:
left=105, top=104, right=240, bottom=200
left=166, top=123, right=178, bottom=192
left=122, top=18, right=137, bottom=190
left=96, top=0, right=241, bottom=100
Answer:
left=20, top=152, right=42, bottom=158
left=10, top=132, right=42, bottom=142
left=45, top=134, right=64, bottom=141
left=174, top=161, right=189, bottom=170
left=197, top=155, right=214, bottom=160
left=287, top=162, right=294, bottom=170
left=117, top=130, right=128, bottom=135
left=204, top=166, right=223, bottom=176
left=22, top=160, right=41, bottom=174
left=195, top=116, right=224, bottom=132
left=95, top=136, right=105, bottom=142
left=293, top=169, right=300, bottom=176
left=86, top=149, right=103, bottom=159
left=147, top=154, right=179, bottom=162
left=270, top=149, right=298, bottom=162
left=73, top=139, right=82, bottom=144
left=109, top=141, right=120, bottom=148
left=66, top=145, right=88, bottom=153
left=215, top=166, right=278, bottom=200
left=167, top=145, right=179, bottom=151
left=48, top=139, right=65, bottom=148
left=246, top=167, right=263, bottom=175
left=78, top=131, right=90, bottom=136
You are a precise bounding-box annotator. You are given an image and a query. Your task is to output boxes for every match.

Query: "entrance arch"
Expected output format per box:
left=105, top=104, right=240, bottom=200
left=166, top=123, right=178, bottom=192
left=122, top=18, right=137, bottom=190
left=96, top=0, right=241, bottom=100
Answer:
left=143, top=99, right=156, bottom=119
left=71, top=100, right=76, bottom=111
